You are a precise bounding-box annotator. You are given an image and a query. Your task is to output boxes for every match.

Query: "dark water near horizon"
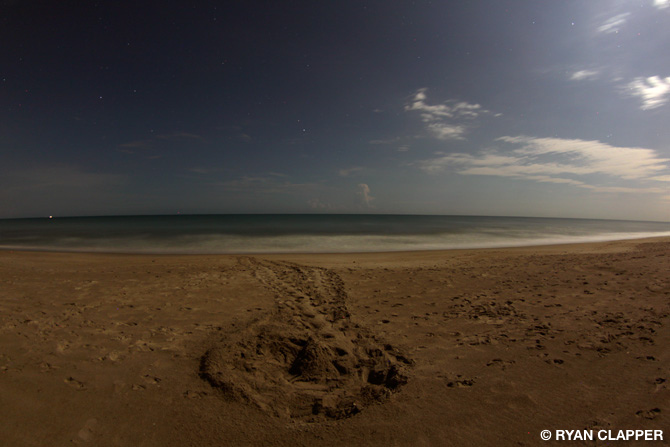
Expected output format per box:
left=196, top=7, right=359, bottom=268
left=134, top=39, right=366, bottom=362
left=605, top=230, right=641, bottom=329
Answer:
left=1, top=214, right=670, bottom=254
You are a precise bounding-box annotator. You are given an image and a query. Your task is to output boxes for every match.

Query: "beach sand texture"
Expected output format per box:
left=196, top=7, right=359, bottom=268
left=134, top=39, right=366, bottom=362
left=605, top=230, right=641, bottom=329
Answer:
left=0, top=238, right=668, bottom=446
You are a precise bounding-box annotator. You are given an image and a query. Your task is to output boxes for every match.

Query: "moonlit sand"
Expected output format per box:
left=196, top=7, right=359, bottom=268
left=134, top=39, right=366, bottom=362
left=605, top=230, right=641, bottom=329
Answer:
left=0, top=237, right=668, bottom=445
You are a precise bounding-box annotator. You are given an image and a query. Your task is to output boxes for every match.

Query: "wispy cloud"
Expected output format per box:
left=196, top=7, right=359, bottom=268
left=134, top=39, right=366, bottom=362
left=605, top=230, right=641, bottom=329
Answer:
left=570, top=69, right=600, bottom=81
left=627, top=76, right=670, bottom=109
left=369, top=137, right=411, bottom=152
left=405, top=88, right=496, bottom=140
left=369, top=137, right=401, bottom=145
left=425, top=122, right=467, bottom=140
left=597, top=13, right=630, bottom=34
left=339, top=166, right=363, bottom=177
left=217, top=125, right=253, bottom=142
left=417, top=136, right=670, bottom=194
left=357, top=183, right=375, bottom=208
left=498, top=136, right=668, bottom=179
left=654, top=0, right=669, bottom=10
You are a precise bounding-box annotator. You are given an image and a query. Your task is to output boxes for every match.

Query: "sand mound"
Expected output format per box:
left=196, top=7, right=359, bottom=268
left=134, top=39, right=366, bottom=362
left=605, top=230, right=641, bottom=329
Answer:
left=200, top=259, right=412, bottom=420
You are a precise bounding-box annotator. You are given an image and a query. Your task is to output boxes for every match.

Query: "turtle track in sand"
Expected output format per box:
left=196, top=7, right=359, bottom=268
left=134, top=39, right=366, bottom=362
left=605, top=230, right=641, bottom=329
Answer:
left=200, top=258, right=412, bottom=421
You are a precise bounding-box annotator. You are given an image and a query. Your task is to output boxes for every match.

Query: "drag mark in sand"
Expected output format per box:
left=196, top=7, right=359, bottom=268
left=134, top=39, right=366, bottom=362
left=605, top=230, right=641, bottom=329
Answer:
left=200, top=258, right=413, bottom=421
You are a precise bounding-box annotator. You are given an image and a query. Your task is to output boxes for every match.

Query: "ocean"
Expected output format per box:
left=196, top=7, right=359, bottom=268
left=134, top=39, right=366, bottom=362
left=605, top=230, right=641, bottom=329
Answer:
left=1, top=214, right=670, bottom=254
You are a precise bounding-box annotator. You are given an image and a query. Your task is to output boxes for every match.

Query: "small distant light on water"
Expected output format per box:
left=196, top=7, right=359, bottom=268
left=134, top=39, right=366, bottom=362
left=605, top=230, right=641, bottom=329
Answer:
left=49, top=216, right=53, bottom=219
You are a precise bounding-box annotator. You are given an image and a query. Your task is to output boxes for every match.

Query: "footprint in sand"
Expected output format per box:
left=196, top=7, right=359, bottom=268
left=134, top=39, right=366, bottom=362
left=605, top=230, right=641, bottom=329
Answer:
left=39, top=361, right=59, bottom=372
left=72, top=418, right=97, bottom=444
left=142, top=374, right=161, bottom=385
left=184, top=390, right=208, bottom=399
left=486, top=358, right=515, bottom=370
left=636, top=408, right=661, bottom=419
left=438, top=373, right=476, bottom=388
left=64, top=376, right=86, bottom=390
left=544, top=358, right=564, bottom=365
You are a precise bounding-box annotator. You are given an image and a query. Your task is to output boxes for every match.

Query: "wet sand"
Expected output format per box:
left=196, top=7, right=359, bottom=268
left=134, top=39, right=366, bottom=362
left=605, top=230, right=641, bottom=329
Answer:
left=0, top=238, right=668, bottom=446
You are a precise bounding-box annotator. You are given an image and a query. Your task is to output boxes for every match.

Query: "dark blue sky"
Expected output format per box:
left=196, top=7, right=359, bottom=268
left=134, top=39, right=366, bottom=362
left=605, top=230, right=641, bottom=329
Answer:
left=2, top=0, right=670, bottom=220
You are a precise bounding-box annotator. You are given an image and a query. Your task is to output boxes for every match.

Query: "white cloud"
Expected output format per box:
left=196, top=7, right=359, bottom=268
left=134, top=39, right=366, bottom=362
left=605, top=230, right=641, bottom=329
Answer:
left=570, top=69, right=599, bottom=81
left=518, top=175, right=586, bottom=187
left=581, top=184, right=665, bottom=194
left=628, top=76, right=670, bottom=109
left=498, top=136, right=668, bottom=179
left=406, top=88, right=486, bottom=120
left=597, top=13, right=630, bottom=34
left=426, top=122, right=467, bottom=140
left=654, top=0, right=670, bottom=10
left=357, top=183, right=374, bottom=208
left=417, top=136, right=670, bottom=194
left=405, top=88, right=494, bottom=140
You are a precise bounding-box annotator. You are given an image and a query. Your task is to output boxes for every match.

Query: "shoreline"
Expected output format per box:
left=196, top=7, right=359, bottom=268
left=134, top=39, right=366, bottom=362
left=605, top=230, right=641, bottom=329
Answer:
left=1, top=236, right=668, bottom=446
left=2, top=234, right=670, bottom=259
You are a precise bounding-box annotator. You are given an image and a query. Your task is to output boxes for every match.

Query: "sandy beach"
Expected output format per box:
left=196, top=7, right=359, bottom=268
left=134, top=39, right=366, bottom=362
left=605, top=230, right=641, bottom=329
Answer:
left=1, top=238, right=668, bottom=446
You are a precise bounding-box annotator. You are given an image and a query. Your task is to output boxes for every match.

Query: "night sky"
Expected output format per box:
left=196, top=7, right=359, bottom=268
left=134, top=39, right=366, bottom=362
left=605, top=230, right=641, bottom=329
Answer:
left=3, top=0, right=670, bottom=221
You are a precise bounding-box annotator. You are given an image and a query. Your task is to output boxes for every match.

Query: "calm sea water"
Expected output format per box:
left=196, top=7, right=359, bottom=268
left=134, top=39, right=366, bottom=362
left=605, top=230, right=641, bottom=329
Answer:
left=1, top=214, right=670, bottom=254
